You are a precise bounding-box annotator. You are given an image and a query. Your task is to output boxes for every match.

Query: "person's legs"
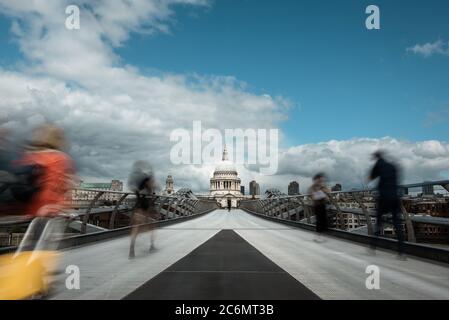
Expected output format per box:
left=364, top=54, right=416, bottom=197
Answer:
left=149, top=224, right=156, bottom=251
left=129, top=226, right=138, bottom=258
left=314, top=203, right=326, bottom=242
left=147, top=207, right=160, bottom=251
left=24, top=216, right=69, bottom=275
left=376, top=201, right=385, bottom=237
left=314, top=205, right=320, bottom=232
left=129, top=210, right=144, bottom=258
left=15, top=217, right=50, bottom=255
left=370, top=200, right=385, bottom=251
left=322, top=205, right=328, bottom=231
left=33, top=217, right=68, bottom=252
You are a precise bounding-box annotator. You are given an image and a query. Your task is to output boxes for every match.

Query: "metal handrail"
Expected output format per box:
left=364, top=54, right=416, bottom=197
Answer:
left=75, top=189, right=205, bottom=233
left=0, top=188, right=217, bottom=233
left=240, top=179, right=449, bottom=243
left=263, top=179, right=449, bottom=200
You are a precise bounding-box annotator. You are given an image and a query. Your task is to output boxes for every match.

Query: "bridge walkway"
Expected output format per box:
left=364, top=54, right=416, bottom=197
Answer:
left=51, top=209, right=449, bottom=300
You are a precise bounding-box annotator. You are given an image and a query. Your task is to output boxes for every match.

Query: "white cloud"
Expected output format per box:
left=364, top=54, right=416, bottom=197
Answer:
left=407, top=40, right=449, bottom=57
left=272, top=138, right=449, bottom=193
left=0, top=1, right=448, bottom=195
left=0, top=0, right=289, bottom=191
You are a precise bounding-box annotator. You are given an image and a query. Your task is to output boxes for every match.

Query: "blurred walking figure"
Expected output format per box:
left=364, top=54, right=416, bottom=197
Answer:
left=0, top=124, right=76, bottom=299
left=14, top=124, right=76, bottom=253
left=128, top=161, right=160, bottom=259
left=227, top=199, right=231, bottom=212
left=369, top=150, right=405, bottom=259
left=308, top=173, right=329, bottom=243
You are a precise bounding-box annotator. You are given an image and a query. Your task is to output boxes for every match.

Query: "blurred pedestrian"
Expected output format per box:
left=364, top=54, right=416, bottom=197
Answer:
left=14, top=123, right=76, bottom=253
left=128, top=161, right=160, bottom=259
left=308, top=173, right=330, bottom=242
left=0, top=124, right=76, bottom=299
left=369, top=150, right=405, bottom=259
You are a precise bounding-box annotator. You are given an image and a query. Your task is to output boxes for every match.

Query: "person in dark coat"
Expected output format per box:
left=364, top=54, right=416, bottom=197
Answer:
left=128, top=161, right=160, bottom=259
left=369, top=150, right=405, bottom=258
left=308, top=173, right=330, bottom=242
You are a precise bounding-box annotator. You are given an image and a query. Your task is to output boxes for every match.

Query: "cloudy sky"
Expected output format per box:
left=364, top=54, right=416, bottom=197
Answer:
left=0, top=0, right=448, bottom=194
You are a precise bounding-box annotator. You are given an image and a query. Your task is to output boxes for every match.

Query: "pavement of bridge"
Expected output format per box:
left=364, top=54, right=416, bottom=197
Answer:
left=50, top=209, right=449, bottom=300
left=50, top=212, right=223, bottom=299
left=124, top=229, right=319, bottom=300
left=229, top=210, right=449, bottom=300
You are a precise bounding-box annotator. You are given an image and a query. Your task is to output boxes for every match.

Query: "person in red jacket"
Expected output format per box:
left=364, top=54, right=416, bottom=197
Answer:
left=15, top=124, right=76, bottom=253
left=16, top=124, right=75, bottom=216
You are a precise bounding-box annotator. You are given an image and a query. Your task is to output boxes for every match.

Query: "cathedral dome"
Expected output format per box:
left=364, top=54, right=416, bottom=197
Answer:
left=214, top=160, right=237, bottom=174
left=213, top=145, right=237, bottom=175
left=209, top=145, right=243, bottom=208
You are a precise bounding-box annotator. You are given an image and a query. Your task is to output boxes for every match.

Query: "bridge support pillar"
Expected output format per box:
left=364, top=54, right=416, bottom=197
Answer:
left=109, top=193, right=128, bottom=230
left=401, top=203, right=416, bottom=243
left=304, top=197, right=312, bottom=224
left=291, top=199, right=300, bottom=221
left=261, top=200, right=268, bottom=215
left=167, top=199, right=176, bottom=218
left=328, top=194, right=343, bottom=228
left=296, top=198, right=306, bottom=222
left=81, top=191, right=105, bottom=234
left=352, top=193, right=374, bottom=236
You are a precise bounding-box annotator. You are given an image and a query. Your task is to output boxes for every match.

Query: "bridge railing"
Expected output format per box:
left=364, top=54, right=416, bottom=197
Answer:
left=0, top=188, right=218, bottom=249
left=0, top=189, right=218, bottom=254
left=69, top=188, right=219, bottom=233
left=240, top=180, right=449, bottom=245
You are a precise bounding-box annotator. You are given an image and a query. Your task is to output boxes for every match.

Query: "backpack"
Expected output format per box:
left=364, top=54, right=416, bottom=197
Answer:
left=0, top=163, right=43, bottom=204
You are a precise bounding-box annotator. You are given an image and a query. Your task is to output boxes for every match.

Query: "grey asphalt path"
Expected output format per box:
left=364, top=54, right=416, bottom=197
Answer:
left=124, top=229, right=320, bottom=300
left=50, top=209, right=449, bottom=300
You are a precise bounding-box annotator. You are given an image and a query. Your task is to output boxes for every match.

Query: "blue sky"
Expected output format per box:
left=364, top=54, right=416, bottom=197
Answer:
left=1, top=0, right=448, bottom=148
left=116, top=0, right=449, bottom=146
left=1, top=0, right=449, bottom=191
